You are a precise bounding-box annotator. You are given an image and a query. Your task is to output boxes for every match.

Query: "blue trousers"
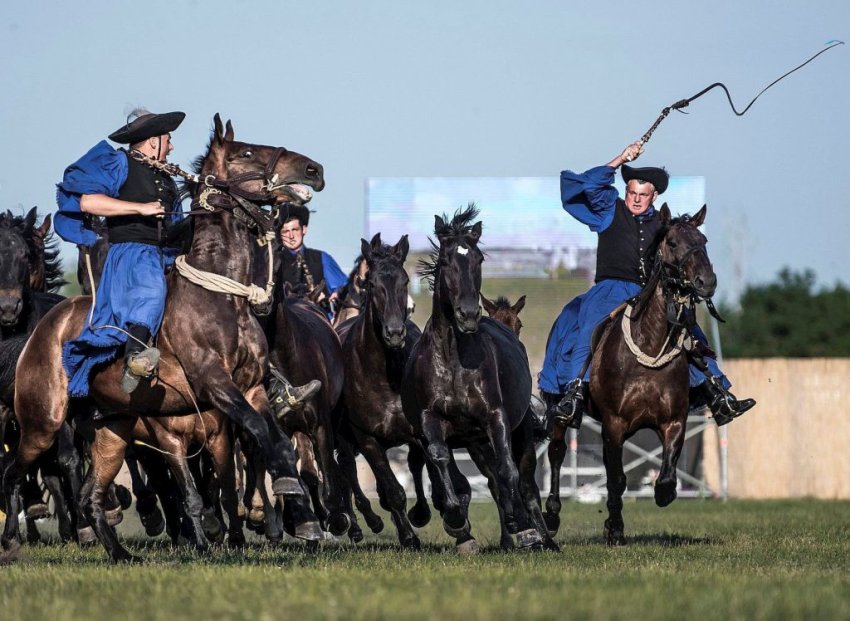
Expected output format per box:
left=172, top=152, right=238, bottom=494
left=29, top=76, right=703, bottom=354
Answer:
left=63, top=242, right=171, bottom=397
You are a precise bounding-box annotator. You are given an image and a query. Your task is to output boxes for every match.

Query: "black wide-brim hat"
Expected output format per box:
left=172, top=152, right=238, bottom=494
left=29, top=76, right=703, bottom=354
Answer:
left=280, top=204, right=311, bottom=226
left=108, top=111, right=185, bottom=144
left=621, top=164, right=669, bottom=195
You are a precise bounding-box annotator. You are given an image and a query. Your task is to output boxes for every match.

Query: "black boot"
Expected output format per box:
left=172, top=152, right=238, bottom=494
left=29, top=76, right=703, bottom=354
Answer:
left=121, top=324, right=160, bottom=394
left=700, top=376, right=756, bottom=427
left=547, top=378, right=588, bottom=431
left=267, top=365, right=322, bottom=422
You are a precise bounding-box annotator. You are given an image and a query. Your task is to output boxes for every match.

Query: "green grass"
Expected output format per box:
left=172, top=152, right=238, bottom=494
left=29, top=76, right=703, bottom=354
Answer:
left=2, top=500, right=849, bottom=620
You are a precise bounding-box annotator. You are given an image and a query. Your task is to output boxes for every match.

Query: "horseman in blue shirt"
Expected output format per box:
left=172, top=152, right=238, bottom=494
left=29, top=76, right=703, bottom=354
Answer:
left=539, top=140, right=756, bottom=431
left=55, top=109, right=322, bottom=408
left=277, top=205, right=346, bottom=315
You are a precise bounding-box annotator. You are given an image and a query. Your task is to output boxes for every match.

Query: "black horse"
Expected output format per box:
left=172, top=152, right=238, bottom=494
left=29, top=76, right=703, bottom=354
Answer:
left=2, top=115, right=326, bottom=562
left=337, top=233, right=435, bottom=548
left=401, top=206, right=555, bottom=552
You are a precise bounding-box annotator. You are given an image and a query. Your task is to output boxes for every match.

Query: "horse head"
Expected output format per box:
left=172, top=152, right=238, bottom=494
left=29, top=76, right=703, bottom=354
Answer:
left=426, top=204, right=483, bottom=334
left=657, top=204, right=716, bottom=299
left=360, top=232, right=410, bottom=349
left=481, top=294, right=526, bottom=337
left=201, top=114, right=324, bottom=205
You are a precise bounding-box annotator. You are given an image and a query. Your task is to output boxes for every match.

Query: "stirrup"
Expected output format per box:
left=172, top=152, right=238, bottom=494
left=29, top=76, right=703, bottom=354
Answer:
left=121, top=347, right=161, bottom=394
left=549, top=379, right=584, bottom=431
left=707, top=376, right=756, bottom=426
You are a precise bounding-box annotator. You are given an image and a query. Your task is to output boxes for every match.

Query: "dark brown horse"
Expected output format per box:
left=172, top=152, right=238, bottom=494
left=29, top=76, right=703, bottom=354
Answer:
left=584, top=204, right=715, bottom=545
left=2, top=115, right=325, bottom=562
left=481, top=294, right=526, bottom=337
left=401, top=206, right=555, bottom=552
left=338, top=233, right=433, bottom=548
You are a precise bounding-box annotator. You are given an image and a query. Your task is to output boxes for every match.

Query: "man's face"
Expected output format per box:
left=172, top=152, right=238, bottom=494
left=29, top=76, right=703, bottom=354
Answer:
left=624, top=180, right=657, bottom=216
left=152, top=133, right=173, bottom=161
left=280, top=219, right=306, bottom=250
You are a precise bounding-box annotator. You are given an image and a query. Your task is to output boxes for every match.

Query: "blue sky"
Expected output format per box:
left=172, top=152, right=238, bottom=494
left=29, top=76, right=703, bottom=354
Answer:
left=1, top=1, right=848, bottom=302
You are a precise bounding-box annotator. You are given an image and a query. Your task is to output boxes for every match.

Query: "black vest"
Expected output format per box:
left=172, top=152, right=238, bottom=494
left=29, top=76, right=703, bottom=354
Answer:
left=108, top=152, right=179, bottom=245
left=279, top=247, right=325, bottom=290
left=595, top=199, right=663, bottom=285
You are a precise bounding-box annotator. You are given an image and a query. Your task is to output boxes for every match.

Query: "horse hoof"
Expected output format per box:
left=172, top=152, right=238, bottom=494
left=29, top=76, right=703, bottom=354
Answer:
left=544, top=538, right=561, bottom=552
left=105, top=507, right=123, bottom=527
left=443, top=518, right=471, bottom=539
left=77, top=526, right=97, bottom=546
left=114, top=552, right=144, bottom=564
left=401, top=535, right=422, bottom=551
left=500, top=535, right=515, bottom=550
left=328, top=512, right=351, bottom=537
left=305, top=540, right=320, bottom=555
left=456, top=537, right=479, bottom=555
left=201, top=512, right=224, bottom=542
left=140, top=508, right=166, bottom=537
left=271, top=477, right=304, bottom=498
left=25, top=502, right=50, bottom=521
left=115, top=485, right=133, bottom=510
left=348, top=528, right=364, bottom=544
left=365, top=514, right=385, bottom=534
left=227, top=531, right=246, bottom=548
left=603, top=520, right=626, bottom=547
left=407, top=504, right=432, bottom=528
left=543, top=511, right=560, bottom=536
left=294, top=520, right=323, bottom=542
left=654, top=480, right=678, bottom=508
left=515, top=528, right=543, bottom=548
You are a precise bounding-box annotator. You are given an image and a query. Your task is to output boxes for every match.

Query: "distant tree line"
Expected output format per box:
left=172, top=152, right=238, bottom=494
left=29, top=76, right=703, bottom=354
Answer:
left=720, top=268, right=850, bottom=358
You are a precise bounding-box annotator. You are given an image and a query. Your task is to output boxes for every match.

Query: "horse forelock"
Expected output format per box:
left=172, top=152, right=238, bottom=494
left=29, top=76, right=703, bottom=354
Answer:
left=0, top=211, right=65, bottom=293
left=418, top=204, right=483, bottom=291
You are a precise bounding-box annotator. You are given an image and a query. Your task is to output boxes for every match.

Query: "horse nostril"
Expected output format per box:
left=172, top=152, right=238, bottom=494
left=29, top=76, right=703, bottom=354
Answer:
left=306, top=165, right=319, bottom=178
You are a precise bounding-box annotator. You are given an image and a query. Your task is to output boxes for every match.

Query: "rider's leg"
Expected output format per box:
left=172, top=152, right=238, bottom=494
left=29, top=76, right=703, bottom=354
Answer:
left=265, top=365, right=322, bottom=420
left=120, top=323, right=160, bottom=394
left=688, top=326, right=756, bottom=426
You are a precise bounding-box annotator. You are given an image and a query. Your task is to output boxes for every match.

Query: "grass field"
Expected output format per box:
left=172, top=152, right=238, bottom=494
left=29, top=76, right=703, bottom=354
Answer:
left=2, top=499, right=849, bottom=620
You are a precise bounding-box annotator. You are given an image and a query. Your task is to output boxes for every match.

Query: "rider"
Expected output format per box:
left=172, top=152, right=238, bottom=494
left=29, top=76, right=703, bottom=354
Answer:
left=539, top=140, right=756, bottom=430
left=55, top=109, right=320, bottom=408
left=277, top=204, right=346, bottom=313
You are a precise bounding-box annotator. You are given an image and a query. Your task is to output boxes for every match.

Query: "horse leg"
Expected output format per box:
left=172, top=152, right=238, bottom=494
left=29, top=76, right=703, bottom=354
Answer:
left=125, top=450, right=165, bottom=537
left=446, top=453, right=479, bottom=553
left=81, top=419, right=140, bottom=563
left=420, top=409, right=466, bottom=537
left=205, top=422, right=245, bottom=547
left=189, top=453, right=223, bottom=544
left=602, top=424, right=627, bottom=546
left=406, top=443, right=432, bottom=528
left=336, top=435, right=384, bottom=534
left=354, top=430, right=420, bottom=549
left=485, top=414, right=540, bottom=548
left=241, top=385, right=321, bottom=543
left=248, top=454, right=282, bottom=543
left=513, top=417, right=559, bottom=551
left=654, top=420, right=685, bottom=508
left=466, top=443, right=513, bottom=550
left=134, top=448, right=183, bottom=543
left=41, top=461, right=74, bottom=543
left=310, top=422, right=351, bottom=537
left=294, top=432, right=330, bottom=529
left=544, top=421, right=567, bottom=536
left=53, top=422, right=88, bottom=541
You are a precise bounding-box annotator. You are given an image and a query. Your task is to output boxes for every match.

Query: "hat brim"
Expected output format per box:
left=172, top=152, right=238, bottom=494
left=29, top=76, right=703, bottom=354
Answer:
left=621, top=164, right=669, bottom=195
left=108, top=111, right=185, bottom=144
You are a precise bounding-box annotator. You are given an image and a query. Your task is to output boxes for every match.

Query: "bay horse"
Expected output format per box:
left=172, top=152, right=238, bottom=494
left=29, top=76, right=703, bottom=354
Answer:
left=481, top=294, right=526, bottom=337
left=401, top=206, right=556, bottom=552
left=2, top=114, right=325, bottom=562
left=338, top=233, right=434, bottom=548
left=581, top=204, right=715, bottom=545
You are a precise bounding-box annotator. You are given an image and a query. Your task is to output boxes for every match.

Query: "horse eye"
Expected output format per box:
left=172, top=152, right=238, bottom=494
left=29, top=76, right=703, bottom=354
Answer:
left=668, top=240, right=678, bottom=249
left=241, top=150, right=253, bottom=158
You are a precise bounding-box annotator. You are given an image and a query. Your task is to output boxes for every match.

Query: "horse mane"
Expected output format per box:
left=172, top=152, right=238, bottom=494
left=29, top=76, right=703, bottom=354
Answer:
left=417, top=203, right=481, bottom=290
left=629, top=213, right=695, bottom=318
left=0, top=210, right=66, bottom=293
left=492, top=295, right=512, bottom=310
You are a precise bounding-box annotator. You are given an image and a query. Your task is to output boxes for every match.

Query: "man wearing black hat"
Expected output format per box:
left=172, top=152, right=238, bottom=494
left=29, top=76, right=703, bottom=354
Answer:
left=277, top=205, right=347, bottom=313
left=55, top=111, right=321, bottom=410
left=539, top=141, right=755, bottom=431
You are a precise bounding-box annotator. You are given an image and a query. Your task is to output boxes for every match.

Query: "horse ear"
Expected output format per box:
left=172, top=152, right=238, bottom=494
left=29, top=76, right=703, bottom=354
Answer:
left=468, top=221, right=483, bottom=243
left=360, top=238, right=372, bottom=261
left=659, top=203, right=671, bottom=225
left=370, top=232, right=382, bottom=251
left=691, top=204, right=707, bottom=227
left=224, top=120, right=235, bottom=143
left=480, top=294, right=497, bottom=316
left=36, top=212, right=52, bottom=239
left=434, top=215, right=447, bottom=236
left=512, top=295, right=527, bottom=315
left=394, top=235, right=410, bottom=262
left=213, top=113, right=225, bottom=145
left=24, top=206, right=37, bottom=230
left=311, top=281, right=326, bottom=302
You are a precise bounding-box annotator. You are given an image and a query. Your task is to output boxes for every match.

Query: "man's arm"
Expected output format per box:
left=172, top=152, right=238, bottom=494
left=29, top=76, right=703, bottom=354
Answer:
left=80, top=194, right=164, bottom=218
left=320, top=252, right=348, bottom=298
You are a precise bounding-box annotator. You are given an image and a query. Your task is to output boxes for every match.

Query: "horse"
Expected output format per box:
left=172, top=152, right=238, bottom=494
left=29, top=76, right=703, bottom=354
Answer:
left=557, top=204, right=715, bottom=546
left=481, top=294, right=526, bottom=337
left=337, top=233, right=436, bottom=548
left=0, top=208, right=85, bottom=545
left=332, top=256, right=367, bottom=328
left=2, top=114, right=326, bottom=562
left=401, top=205, right=556, bottom=552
